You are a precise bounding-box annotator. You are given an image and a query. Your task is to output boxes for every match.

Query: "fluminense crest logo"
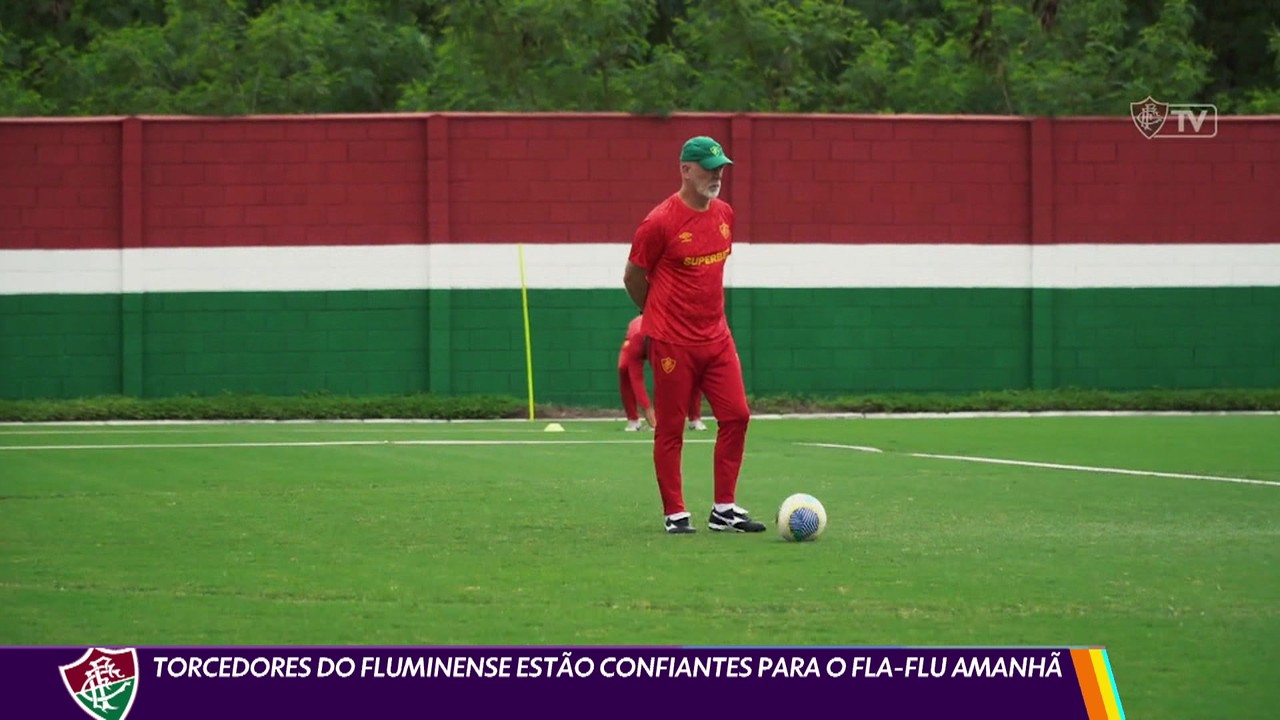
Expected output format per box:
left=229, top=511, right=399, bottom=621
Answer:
left=1131, top=95, right=1217, bottom=139
left=59, top=648, right=139, bottom=720
left=1130, top=96, right=1169, bottom=138
left=660, top=357, right=676, bottom=374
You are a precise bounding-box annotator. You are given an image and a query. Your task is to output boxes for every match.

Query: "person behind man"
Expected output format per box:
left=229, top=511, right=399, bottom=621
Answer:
left=686, top=397, right=708, bottom=432
left=618, top=314, right=657, bottom=431
left=622, top=136, right=764, bottom=535
left=618, top=314, right=710, bottom=432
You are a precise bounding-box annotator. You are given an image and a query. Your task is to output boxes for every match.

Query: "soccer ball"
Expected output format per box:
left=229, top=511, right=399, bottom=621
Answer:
left=776, top=493, right=827, bottom=542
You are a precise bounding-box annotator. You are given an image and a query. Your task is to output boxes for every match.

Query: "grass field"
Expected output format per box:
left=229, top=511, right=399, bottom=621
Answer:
left=2, top=414, right=1277, bottom=718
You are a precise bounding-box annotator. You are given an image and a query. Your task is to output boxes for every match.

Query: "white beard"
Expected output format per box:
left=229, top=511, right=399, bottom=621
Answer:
left=700, top=183, right=721, bottom=200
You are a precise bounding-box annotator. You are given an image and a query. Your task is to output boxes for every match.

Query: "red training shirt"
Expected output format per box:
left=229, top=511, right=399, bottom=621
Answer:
left=628, top=193, right=734, bottom=345
left=618, top=315, right=646, bottom=369
left=617, top=315, right=651, bottom=409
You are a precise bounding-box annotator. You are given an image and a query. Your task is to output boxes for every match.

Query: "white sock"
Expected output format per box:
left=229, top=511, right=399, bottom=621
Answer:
left=666, top=511, right=691, bottom=522
left=713, top=503, right=736, bottom=513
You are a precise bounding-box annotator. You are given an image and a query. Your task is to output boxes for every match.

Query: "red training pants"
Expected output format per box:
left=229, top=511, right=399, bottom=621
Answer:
left=647, top=334, right=750, bottom=515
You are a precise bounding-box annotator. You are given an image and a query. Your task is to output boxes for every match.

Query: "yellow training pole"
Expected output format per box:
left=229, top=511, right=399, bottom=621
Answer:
left=518, top=243, right=535, bottom=421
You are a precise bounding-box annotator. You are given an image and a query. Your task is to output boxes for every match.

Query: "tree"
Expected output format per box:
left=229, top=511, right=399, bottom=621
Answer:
left=12, top=0, right=433, bottom=115
left=0, top=23, right=53, bottom=115
left=0, top=0, right=1266, bottom=117
left=999, top=0, right=1211, bottom=115
left=398, top=0, right=656, bottom=111
left=673, top=0, right=874, bottom=112
left=238, top=0, right=433, bottom=113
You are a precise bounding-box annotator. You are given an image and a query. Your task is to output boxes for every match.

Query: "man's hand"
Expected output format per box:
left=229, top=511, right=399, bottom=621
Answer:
left=644, top=406, right=657, bottom=429
left=623, top=261, right=649, bottom=311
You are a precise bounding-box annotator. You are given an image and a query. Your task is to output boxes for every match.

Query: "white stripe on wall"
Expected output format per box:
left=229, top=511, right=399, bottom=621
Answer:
left=2, top=243, right=1279, bottom=294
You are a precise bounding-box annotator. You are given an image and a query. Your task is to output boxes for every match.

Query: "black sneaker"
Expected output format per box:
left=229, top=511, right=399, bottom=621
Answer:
left=665, top=514, right=696, bottom=534
left=665, top=509, right=696, bottom=532
left=708, top=505, right=766, bottom=533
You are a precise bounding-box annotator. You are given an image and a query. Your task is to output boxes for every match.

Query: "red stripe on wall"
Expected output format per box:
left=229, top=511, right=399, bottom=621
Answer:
left=1052, top=118, right=1279, bottom=243
left=749, top=116, right=1031, bottom=243
left=1, top=113, right=1277, bottom=250
left=139, top=118, right=426, bottom=248
left=445, top=114, right=729, bottom=243
left=0, top=120, right=122, bottom=250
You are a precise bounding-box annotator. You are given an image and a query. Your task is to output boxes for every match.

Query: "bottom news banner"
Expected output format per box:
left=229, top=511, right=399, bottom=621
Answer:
left=3, top=646, right=1125, bottom=719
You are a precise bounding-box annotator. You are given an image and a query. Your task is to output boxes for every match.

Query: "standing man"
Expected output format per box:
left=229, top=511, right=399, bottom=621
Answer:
left=623, top=136, right=764, bottom=535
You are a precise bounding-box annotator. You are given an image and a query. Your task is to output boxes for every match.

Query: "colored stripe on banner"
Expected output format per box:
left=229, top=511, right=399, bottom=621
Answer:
left=1070, top=648, right=1126, bottom=720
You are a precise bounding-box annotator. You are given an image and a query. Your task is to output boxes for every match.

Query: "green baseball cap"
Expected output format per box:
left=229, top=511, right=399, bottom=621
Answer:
left=680, top=136, right=733, bottom=170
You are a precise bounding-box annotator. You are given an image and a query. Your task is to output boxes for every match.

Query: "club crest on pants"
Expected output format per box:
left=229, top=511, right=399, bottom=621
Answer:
left=660, top=357, right=677, bottom=374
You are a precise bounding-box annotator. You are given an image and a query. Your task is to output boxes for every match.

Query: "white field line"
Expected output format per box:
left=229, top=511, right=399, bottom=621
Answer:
left=0, top=418, right=580, bottom=430
left=0, top=425, right=591, bottom=436
left=0, top=439, right=713, bottom=452
left=0, top=409, right=1277, bottom=432
left=800, top=443, right=1280, bottom=489
left=806, top=443, right=884, bottom=453
left=766, top=410, right=1280, bottom=419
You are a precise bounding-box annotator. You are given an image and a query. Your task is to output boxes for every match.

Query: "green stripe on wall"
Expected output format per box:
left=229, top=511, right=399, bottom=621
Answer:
left=141, top=290, right=432, bottom=397
left=1, top=288, right=1277, bottom=403
left=1052, top=287, right=1280, bottom=389
left=1, top=294, right=123, bottom=399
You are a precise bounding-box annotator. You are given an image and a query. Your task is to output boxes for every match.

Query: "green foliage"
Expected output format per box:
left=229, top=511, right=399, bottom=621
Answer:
left=841, top=12, right=999, bottom=113
left=399, top=0, right=656, bottom=111
left=751, top=387, right=1280, bottom=414
left=0, top=23, right=54, bottom=114
left=10, top=0, right=434, bottom=115
left=0, top=393, right=527, bottom=422
left=1217, top=26, right=1280, bottom=113
left=0, top=0, right=1274, bottom=116
left=2, top=388, right=1278, bottom=422
left=240, top=0, right=433, bottom=113
left=747, top=384, right=1280, bottom=412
